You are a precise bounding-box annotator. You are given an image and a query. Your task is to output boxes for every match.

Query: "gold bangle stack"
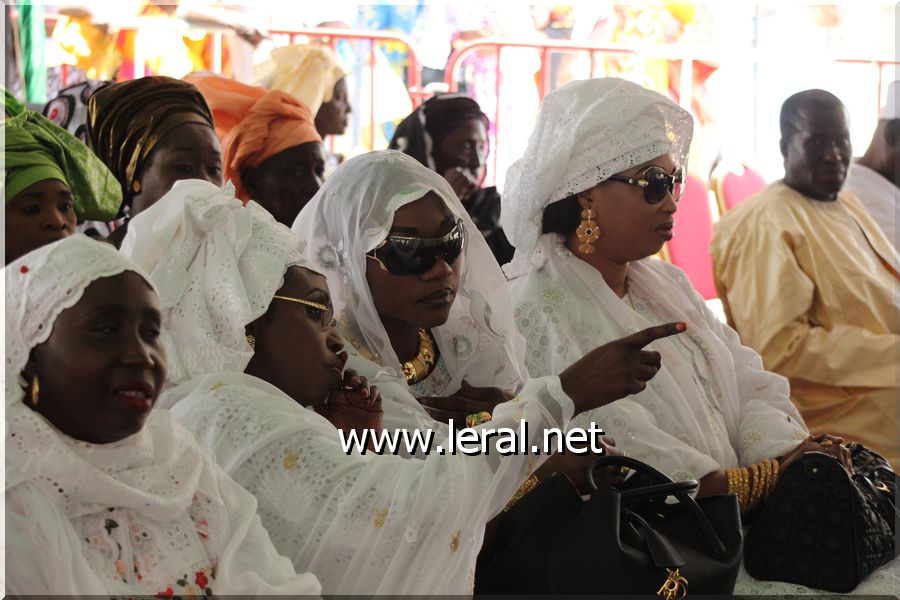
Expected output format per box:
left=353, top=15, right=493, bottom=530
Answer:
left=726, top=458, right=781, bottom=514
left=504, top=474, right=540, bottom=512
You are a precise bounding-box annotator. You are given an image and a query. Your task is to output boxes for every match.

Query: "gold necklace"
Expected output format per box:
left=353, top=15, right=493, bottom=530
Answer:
left=402, top=328, right=437, bottom=384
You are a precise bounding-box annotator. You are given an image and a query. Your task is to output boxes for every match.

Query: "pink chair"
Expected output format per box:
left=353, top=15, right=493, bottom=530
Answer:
left=662, top=173, right=718, bottom=300
left=712, top=162, right=766, bottom=214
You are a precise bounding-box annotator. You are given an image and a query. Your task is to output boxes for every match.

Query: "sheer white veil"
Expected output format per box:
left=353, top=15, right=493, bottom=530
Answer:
left=293, top=150, right=527, bottom=396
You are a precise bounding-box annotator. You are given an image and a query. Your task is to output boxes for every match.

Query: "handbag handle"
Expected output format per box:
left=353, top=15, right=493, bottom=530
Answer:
left=587, top=455, right=730, bottom=558
left=620, top=480, right=699, bottom=505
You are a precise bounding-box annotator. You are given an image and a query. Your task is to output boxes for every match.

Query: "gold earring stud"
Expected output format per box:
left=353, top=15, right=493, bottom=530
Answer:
left=132, top=180, right=142, bottom=194
left=246, top=334, right=256, bottom=350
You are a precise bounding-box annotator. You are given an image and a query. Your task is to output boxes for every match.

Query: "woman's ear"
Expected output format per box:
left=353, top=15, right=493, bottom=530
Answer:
left=576, top=187, right=595, bottom=210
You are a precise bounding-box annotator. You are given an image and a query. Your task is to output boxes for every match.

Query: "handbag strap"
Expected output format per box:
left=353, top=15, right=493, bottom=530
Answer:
left=620, top=480, right=699, bottom=505
left=588, top=455, right=730, bottom=558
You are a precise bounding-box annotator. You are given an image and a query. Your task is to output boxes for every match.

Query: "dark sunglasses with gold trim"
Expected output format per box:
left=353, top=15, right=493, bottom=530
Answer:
left=272, top=294, right=336, bottom=329
left=366, top=218, right=465, bottom=276
left=607, top=165, right=685, bottom=204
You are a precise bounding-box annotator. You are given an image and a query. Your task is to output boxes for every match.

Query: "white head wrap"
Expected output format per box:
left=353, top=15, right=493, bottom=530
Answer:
left=293, top=150, right=527, bottom=395
left=120, top=179, right=311, bottom=385
left=502, top=77, right=693, bottom=274
left=881, top=80, right=898, bottom=120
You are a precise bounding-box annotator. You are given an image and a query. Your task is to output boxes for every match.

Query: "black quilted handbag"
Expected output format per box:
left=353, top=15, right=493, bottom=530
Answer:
left=475, top=456, right=743, bottom=596
left=743, top=446, right=898, bottom=592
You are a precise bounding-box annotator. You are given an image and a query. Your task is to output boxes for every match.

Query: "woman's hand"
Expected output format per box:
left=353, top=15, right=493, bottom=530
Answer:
left=417, top=381, right=514, bottom=428
left=441, top=167, right=480, bottom=202
left=318, top=370, right=383, bottom=449
left=559, top=322, right=686, bottom=414
left=779, top=433, right=853, bottom=474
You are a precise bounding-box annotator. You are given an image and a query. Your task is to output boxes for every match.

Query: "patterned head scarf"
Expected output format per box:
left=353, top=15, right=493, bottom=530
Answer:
left=501, top=78, right=693, bottom=273
left=42, top=80, right=111, bottom=143
left=3, top=110, right=123, bottom=220
left=120, top=179, right=311, bottom=385
left=255, top=44, right=346, bottom=116
left=187, top=75, right=322, bottom=202
left=86, top=76, right=215, bottom=205
left=389, top=94, right=489, bottom=171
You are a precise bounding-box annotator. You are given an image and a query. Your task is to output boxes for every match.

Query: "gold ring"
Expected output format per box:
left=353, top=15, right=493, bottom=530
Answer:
left=465, top=411, right=493, bottom=428
left=820, top=440, right=834, bottom=447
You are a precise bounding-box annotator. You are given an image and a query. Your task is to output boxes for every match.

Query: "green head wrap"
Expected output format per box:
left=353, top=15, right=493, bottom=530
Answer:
left=3, top=110, right=122, bottom=221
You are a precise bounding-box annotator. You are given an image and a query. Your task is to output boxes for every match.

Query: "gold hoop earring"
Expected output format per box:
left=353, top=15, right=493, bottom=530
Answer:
left=246, top=334, right=256, bottom=350
left=29, top=375, right=40, bottom=406
left=576, top=208, right=601, bottom=255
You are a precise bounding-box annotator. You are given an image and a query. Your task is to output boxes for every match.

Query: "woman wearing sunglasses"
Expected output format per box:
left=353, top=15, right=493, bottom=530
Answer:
left=503, top=78, right=828, bottom=507
left=124, top=176, right=675, bottom=594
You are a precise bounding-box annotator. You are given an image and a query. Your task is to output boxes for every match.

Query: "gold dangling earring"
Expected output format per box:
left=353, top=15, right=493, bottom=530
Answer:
left=246, top=334, right=256, bottom=350
left=576, top=208, right=601, bottom=255
left=29, top=375, right=40, bottom=406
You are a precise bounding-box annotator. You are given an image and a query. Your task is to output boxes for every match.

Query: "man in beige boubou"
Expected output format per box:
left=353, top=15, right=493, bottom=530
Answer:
left=711, top=89, right=899, bottom=468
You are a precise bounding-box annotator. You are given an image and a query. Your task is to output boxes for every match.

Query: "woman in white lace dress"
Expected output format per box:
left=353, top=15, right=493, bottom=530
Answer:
left=125, top=176, right=672, bottom=594
left=5, top=235, right=320, bottom=596
left=502, top=77, right=898, bottom=594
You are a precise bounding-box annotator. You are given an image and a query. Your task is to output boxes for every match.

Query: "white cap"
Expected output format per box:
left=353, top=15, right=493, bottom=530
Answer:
left=881, top=81, right=898, bottom=119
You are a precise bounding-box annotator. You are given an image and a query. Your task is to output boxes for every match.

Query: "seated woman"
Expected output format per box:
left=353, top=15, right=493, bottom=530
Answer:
left=255, top=43, right=350, bottom=142
left=86, top=76, right=223, bottom=247
left=390, top=94, right=515, bottom=265
left=5, top=235, right=320, bottom=596
left=4, top=108, right=121, bottom=263
left=122, top=175, right=672, bottom=594
left=502, top=78, right=899, bottom=593
left=188, top=75, right=326, bottom=227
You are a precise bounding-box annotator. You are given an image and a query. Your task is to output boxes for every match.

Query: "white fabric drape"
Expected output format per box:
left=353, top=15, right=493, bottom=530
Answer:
left=509, top=235, right=809, bottom=481
left=5, top=235, right=320, bottom=596
left=161, top=371, right=572, bottom=595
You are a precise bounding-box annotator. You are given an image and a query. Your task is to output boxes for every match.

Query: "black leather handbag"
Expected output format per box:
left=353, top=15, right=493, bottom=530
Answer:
left=475, top=456, right=743, bottom=596
left=743, top=446, right=898, bottom=593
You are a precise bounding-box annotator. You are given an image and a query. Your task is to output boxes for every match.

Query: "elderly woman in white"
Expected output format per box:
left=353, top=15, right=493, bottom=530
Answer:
left=5, top=235, right=320, bottom=596
left=122, top=175, right=671, bottom=595
left=503, top=77, right=899, bottom=594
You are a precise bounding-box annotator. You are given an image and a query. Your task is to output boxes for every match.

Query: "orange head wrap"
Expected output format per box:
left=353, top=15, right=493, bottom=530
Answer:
left=186, top=75, right=322, bottom=202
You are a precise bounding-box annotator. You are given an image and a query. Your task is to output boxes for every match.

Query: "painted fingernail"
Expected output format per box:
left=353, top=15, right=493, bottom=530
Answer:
left=676, top=322, right=687, bottom=331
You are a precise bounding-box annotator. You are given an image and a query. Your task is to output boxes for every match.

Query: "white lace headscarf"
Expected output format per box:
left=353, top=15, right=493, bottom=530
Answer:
left=293, top=150, right=527, bottom=395
left=502, top=78, right=694, bottom=277
left=120, top=179, right=312, bottom=386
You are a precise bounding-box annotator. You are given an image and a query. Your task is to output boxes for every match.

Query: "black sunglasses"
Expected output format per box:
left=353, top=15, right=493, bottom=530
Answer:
left=366, top=218, right=465, bottom=276
left=607, top=166, right=685, bottom=204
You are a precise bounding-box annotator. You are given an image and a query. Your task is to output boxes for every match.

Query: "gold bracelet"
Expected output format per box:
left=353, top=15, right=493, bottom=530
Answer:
left=769, top=458, right=780, bottom=496
left=739, top=467, right=750, bottom=513
left=504, top=474, right=540, bottom=512
left=726, top=467, right=737, bottom=497
left=748, top=463, right=760, bottom=511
